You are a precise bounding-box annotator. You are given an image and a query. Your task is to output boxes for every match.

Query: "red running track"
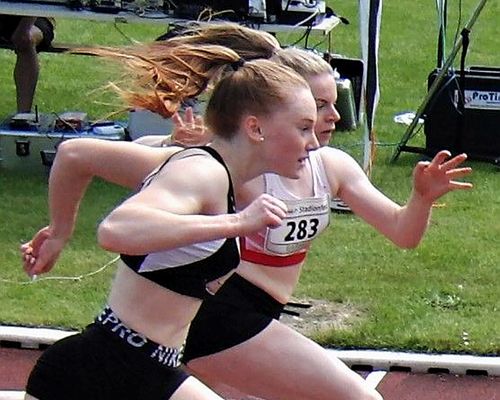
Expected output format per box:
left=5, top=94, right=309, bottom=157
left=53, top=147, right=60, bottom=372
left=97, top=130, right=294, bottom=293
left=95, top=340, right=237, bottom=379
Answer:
left=1, top=346, right=500, bottom=399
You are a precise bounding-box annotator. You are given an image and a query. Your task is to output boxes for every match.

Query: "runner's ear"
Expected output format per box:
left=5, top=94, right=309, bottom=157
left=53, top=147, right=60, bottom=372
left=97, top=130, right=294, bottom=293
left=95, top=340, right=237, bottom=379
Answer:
left=242, top=115, right=262, bottom=143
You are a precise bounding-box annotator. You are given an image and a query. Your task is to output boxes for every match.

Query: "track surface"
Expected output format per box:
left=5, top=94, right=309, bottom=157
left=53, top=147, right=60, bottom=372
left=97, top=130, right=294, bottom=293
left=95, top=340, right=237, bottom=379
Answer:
left=1, top=345, right=499, bottom=400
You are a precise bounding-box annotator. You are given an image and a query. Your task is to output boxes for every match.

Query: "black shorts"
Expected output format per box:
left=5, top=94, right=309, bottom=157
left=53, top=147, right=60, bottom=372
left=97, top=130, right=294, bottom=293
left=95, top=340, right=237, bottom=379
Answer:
left=183, top=273, right=285, bottom=363
left=26, top=323, right=189, bottom=400
left=0, top=15, right=54, bottom=50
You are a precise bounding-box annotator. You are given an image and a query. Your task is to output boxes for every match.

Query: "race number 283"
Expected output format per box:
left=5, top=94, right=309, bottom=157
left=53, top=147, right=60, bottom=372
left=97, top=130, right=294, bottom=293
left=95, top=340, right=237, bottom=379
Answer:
left=284, top=218, right=320, bottom=241
left=264, top=195, right=330, bottom=255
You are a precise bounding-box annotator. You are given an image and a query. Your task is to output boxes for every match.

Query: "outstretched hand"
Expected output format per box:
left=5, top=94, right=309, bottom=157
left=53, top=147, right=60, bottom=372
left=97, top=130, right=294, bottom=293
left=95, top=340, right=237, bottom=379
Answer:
left=413, top=150, right=473, bottom=203
left=170, top=107, right=212, bottom=146
left=20, top=226, right=67, bottom=277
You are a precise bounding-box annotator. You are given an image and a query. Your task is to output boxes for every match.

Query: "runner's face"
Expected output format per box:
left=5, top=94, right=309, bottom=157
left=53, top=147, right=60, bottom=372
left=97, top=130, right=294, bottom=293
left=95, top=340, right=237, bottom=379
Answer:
left=258, top=86, right=318, bottom=179
left=307, top=73, right=340, bottom=146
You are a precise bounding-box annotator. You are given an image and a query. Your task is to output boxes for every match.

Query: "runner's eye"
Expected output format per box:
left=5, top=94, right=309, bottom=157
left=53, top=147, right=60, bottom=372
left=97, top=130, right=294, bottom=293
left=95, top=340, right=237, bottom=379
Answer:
left=315, top=100, right=328, bottom=111
left=302, top=125, right=314, bottom=134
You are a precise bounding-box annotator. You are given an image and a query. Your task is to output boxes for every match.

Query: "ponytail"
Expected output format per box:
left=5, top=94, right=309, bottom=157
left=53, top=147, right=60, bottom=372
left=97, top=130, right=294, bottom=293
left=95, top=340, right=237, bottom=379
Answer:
left=74, top=44, right=242, bottom=118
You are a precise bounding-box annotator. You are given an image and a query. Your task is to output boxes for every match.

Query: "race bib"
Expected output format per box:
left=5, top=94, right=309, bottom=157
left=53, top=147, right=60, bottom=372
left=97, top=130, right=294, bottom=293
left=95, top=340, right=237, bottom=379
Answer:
left=264, top=195, right=330, bottom=255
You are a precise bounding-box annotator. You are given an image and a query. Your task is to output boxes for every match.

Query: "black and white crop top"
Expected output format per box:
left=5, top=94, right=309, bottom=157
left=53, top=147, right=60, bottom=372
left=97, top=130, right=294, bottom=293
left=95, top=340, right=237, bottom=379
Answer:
left=120, top=147, right=240, bottom=300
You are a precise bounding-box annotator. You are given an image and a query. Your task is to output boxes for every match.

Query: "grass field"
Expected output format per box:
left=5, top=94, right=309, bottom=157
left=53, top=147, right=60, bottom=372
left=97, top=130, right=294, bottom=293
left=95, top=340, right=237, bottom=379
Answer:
left=0, top=1, right=498, bottom=355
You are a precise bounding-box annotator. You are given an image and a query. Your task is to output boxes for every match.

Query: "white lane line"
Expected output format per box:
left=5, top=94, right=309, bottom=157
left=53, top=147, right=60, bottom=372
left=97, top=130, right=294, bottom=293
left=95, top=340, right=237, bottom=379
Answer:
left=0, top=326, right=76, bottom=348
left=328, top=349, right=500, bottom=376
left=1, top=326, right=499, bottom=376
left=0, top=391, right=25, bottom=400
left=365, top=371, right=387, bottom=389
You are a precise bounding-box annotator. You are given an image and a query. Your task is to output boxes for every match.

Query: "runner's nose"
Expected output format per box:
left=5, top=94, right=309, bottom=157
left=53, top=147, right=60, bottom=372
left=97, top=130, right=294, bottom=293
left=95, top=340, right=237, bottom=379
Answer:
left=307, top=130, right=320, bottom=151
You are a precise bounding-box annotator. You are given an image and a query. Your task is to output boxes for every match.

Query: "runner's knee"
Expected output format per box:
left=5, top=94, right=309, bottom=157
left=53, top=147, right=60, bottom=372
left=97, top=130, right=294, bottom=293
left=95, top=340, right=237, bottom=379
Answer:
left=11, top=27, right=41, bottom=52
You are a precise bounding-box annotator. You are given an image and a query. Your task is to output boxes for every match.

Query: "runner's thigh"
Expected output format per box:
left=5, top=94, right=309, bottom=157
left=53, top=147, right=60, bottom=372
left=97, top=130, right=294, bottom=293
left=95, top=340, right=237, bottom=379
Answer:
left=170, top=376, right=224, bottom=400
left=188, top=320, right=381, bottom=400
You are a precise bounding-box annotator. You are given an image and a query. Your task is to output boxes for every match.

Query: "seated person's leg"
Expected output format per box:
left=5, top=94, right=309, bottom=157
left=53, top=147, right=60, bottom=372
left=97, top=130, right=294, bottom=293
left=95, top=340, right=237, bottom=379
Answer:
left=11, top=17, right=43, bottom=113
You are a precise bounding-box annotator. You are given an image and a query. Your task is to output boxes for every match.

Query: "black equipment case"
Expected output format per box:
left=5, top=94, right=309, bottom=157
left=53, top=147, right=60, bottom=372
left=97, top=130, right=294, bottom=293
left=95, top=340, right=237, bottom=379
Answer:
left=424, top=66, right=500, bottom=161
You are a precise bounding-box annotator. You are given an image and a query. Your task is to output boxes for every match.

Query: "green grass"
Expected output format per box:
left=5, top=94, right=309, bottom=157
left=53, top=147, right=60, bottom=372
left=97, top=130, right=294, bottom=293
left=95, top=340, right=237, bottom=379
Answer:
left=0, top=1, right=499, bottom=355
left=0, top=173, right=128, bottom=328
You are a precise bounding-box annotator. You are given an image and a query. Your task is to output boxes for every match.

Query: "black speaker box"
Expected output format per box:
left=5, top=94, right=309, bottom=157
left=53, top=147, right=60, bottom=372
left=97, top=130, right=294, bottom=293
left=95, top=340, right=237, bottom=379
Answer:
left=424, top=67, right=500, bottom=159
left=325, top=55, right=364, bottom=123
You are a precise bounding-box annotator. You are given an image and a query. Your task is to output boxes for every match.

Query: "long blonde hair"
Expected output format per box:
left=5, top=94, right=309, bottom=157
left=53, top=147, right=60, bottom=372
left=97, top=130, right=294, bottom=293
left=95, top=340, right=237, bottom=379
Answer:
left=161, top=22, right=280, bottom=60
left=75, top=24, right=330, bottom=138
left=273, top=47, right=334, bottom=79
left=79, top=44, right=243, bottom=117
left=74, top=23, right=282, bottom=117
left=77, top=42, right=309, bottom=139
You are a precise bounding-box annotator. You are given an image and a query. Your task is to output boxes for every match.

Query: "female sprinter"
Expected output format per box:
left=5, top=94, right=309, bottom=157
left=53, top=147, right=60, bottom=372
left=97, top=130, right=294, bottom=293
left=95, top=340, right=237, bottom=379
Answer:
left=21, top=42, right=319, bottom=400
left=22, top=28, right=472, bottom=400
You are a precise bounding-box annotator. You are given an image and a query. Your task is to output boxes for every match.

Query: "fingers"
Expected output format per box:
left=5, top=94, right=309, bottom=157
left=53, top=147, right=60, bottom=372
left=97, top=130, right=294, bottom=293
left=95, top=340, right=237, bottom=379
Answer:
left=241, top=194, right=288, bottom=232
left=26, top=252, right=55, bottom=276
left=184, top=107, right=194, bottom=124
left=415, top=160, right=430, bottom=172
left=270, top=198, right=288, bottom=218
left=172, top=108, right=195, bottom=127
left=19, top=227, right=55, bottom=277
left=22, top=245, right=41, bottom=277
left=434, top=152, right=472, bottom=185
left=31, top=228, right=51, bottom=253
left=21, top=242, right=35, bottom=275
left=446, top=166, right=472, bottom=179
left=431, top=150, right=452, bottom=165
left=430, top=151, right=468, bottom=170
left=261, top=193, right=287, bottom=213
left=449, top=181, right=473, bottom=190
left=20, top=242, right=31, bottom=253
left=440, top=152, right=468, bottom=170
left=22, top=253, right=37, bottom=276
left=261, top=195, right=288, bottom=228
left=171, top=112, right=183, bottom=127
left=420, top=151, right=471, bottom=177
left=267, top=204, right=288, bottom=226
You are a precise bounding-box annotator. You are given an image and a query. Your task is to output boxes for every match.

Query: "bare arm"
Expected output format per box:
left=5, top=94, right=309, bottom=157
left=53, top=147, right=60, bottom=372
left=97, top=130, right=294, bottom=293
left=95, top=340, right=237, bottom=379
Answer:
left=320, top=148, right=472, bottom=248
left=49, top=139, right=175, bottom=237
left=21, top=138, right=179, bottom=275
left=133, top=135, right=172, bottom=147
left=98, top=154, right=287, bottom=254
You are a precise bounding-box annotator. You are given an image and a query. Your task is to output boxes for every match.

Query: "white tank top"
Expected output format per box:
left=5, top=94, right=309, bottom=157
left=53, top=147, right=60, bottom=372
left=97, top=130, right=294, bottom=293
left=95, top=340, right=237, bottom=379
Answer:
left=240, top=150, right=331, bottom=267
